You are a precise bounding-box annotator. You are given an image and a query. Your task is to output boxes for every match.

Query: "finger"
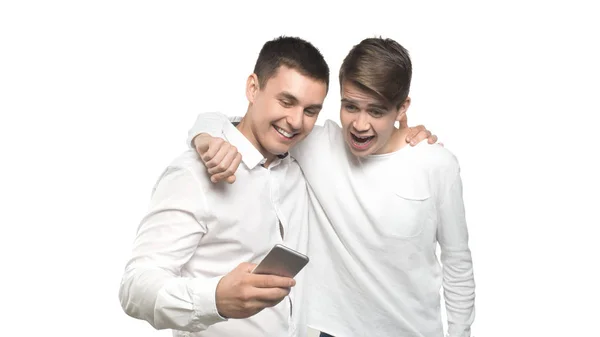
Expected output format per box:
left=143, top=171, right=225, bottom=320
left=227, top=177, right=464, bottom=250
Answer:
left=249, top=274, right=295, bottom=288
left=210, top=170, right=235, bottom=183
left=211, top=153, right=242, bottom=183
left=405, top=125, right=423, bottom=142
left=251, top=287, right=291, bottom=304
left=205, top=143, right=230, bottom=169
left=200, top=138, right=223, bottom=163
left=409, top=129, right=431, bottom=146
left=210, top=174, right=231, bottom=184
left=231, top=153, right=242, bottom=174
left=428, top=134, right=438, bottom=144
left=242, top=296, right=287, bottom=314
left=208, top=147, right=238, bottom=175
left=211, top=173, right=234, bottom=184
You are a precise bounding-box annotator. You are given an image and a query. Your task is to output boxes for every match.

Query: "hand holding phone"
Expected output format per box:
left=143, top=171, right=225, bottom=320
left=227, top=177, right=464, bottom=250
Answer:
left=214, top=245, right=308, bottom=319
left=215, top=262, right=295, bottom=319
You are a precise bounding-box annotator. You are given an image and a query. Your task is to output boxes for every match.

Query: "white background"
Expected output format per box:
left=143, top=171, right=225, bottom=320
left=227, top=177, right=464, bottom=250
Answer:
left=1, top=1, right=599, bottom=336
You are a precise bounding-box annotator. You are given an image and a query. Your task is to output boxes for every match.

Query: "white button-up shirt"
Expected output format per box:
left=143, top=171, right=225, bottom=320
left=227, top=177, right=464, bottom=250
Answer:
left=119, top=119, right=310, bottom=337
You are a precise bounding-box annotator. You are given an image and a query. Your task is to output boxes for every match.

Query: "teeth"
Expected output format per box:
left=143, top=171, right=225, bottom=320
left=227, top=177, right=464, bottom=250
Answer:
left=275, top=126, right=294, bottom=138
left=352, top=134, right=372, bottom=142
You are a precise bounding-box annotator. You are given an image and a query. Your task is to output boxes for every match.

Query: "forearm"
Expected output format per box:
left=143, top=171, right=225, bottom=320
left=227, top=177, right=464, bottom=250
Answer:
left=438, top=173, right=476, bottom=337
left=119, top=267, right=225, bottom=331
left=441, top=248, right=475, bottom=337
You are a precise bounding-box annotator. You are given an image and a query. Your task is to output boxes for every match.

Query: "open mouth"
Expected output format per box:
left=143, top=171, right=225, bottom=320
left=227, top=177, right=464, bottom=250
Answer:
left=273, top=125, right=296, bottom=140
left=350, top=133, right=375, bottom=150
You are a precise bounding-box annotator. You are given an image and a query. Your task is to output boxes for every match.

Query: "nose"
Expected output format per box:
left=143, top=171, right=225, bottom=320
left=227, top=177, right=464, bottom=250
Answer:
left=352, top=112, right=371, bottom=132
left=286, top=107, right=304, bottom=131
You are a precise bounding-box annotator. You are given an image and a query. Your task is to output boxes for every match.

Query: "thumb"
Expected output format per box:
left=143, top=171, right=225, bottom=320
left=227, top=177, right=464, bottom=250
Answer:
left=194, top=134, right=212, bottom=155
left=196, top=142, right=210, bottom=156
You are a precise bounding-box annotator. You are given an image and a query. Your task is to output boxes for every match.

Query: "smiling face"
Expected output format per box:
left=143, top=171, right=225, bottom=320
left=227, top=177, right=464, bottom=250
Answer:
left=339, top=81, right=410, bottom=157
left=240, top=65, right=327, bottom=162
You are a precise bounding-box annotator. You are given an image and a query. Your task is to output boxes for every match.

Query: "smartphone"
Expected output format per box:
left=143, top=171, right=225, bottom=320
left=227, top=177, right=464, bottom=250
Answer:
left=252, top=244, right=309, bottom=278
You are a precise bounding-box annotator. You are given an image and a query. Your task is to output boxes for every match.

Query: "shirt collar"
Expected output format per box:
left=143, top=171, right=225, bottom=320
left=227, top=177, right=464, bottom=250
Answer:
left=223, top=122, right=289, bottom=170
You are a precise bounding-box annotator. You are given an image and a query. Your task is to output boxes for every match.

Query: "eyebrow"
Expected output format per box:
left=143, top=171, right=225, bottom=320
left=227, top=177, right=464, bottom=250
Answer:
left=279, top=91, right=323, bottom=110
left=341, top=98, right=387, bottom=110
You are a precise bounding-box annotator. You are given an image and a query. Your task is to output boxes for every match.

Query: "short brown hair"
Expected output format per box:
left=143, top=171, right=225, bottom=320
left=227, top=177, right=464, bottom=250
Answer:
left=339, top=37, right=412, bottom=109
left=253, top=36, right=330, bottom=91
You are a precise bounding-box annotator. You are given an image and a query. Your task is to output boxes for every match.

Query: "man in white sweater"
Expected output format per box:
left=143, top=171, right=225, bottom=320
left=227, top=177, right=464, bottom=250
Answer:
left=189, top=37, right=475, bottom=337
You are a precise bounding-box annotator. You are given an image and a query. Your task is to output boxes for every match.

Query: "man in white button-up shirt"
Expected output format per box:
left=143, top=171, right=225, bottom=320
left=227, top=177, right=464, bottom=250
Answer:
left=119, top=36, right=330, bottom=337
left=188, top=37, right=475, bottom=337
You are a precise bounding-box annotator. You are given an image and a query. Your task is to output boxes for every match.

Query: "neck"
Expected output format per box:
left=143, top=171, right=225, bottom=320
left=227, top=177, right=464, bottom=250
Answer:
left=236, top=113, right=276, bottom=168
left=377, top=127, right=410, bottom=154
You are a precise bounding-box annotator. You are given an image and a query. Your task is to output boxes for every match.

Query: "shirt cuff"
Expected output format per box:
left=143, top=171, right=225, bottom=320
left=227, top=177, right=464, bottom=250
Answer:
left=447, top=325, right=471, bottom=337
left=187, top=113, right=231, bottom=147
left=189, top=276, right=228, bottom=328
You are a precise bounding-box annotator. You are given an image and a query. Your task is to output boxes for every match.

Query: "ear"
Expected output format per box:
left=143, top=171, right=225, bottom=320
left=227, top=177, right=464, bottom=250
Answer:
left=246, top=74, right=260, bottom=103
left=395, top=97, right=411, bottom=127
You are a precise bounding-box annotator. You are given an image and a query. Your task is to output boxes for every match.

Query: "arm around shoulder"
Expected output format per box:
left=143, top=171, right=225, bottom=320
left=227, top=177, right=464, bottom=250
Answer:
left=186, top=112, right=242, bottom=148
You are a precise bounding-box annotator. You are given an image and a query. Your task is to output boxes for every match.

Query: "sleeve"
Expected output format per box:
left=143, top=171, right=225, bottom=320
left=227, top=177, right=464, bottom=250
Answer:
left=186, top=112, right=243, bottom=148
left=436, top=164, right=476, bottom=337
left=118, top=166, right=227, bottom=332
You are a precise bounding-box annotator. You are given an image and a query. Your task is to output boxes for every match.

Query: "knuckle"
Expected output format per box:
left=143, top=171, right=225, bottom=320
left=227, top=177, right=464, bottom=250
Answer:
left=205, top=160, right=217, bottom=169
left=266, top=276, right=278, bottom=287
left=239, top=289, right=251, bottom=302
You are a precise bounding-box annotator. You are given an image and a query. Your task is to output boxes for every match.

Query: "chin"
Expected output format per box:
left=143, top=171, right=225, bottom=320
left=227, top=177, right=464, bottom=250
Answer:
left=265, top=144, right=291, bottom=156
left=350, top=149, right=372, bottom=158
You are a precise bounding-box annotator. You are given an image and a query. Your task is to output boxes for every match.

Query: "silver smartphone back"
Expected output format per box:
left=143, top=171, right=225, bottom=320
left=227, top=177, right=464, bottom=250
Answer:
left=252, top=244, right=309, bottom=278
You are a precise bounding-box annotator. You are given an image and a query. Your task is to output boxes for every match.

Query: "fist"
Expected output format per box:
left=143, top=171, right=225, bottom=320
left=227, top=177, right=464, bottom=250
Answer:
left=194, top=134, right=242, bottom=183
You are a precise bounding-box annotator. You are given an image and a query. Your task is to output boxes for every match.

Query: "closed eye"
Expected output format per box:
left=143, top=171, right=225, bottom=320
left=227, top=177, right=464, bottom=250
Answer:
left=279, top=100, right=293, bottom=108
left=304, top=108, right=320, bottom=117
